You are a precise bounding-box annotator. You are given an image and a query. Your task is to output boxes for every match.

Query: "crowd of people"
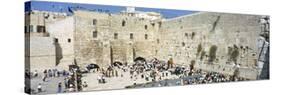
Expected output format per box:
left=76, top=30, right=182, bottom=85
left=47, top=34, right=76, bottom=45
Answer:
left=118, top=58, right=249, bottom=88
left=25, top=68, right=91, bottom=94
left=25, top=69, right=70, bottom=80
left=26, top=57, right=249, bottom=94
left=128, top=66, right=248, bottom=88
left=94, top=58, right=179, bottom=86
left=182, top=69, right=247, bottom=85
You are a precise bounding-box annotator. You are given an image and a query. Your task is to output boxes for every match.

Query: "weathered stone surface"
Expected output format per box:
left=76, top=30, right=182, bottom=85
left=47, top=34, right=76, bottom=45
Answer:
left=25, top=37, right=56, bottom=71
left=25, top=10, right=268, bottom=80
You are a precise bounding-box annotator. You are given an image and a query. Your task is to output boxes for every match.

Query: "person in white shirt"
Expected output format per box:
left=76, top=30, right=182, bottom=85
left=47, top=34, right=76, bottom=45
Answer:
left=37, top=83, right=42, bottom=93
left=34, top=70, right=38, bottom=77
left=97, top=75, right=101, bottom=83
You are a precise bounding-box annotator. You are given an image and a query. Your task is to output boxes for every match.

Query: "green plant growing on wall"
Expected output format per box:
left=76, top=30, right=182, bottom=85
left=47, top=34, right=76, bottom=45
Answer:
left=200, top=51, right=206, bottom=60
left=197, top=43, right=202, bottom=56
left=191, top=32, right=195, bottom=39
left=209, top=45, right=218, bottom=63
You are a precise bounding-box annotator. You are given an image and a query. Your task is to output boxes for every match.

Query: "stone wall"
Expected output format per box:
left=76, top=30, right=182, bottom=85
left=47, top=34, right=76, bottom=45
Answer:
left=25, top=10, right=268, bottom=79
left=25, top=37, right=56, bottom=71
left=159, top=12, right=263, bottom=65
left=46, top=17, right=75, bottom=67
left=25, top=10, right=72, bottom=71
left=158, top=12, right=264, bottom=79
left=73, top=10, right=159, bottom=67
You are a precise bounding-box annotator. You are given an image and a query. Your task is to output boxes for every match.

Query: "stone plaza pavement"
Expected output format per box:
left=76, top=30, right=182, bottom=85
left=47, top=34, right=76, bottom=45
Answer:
left=81, top=68, right=179, bottom=91
left=30, top=76, right=66, bottom=94
left=29, top=68, right=180, bottom=94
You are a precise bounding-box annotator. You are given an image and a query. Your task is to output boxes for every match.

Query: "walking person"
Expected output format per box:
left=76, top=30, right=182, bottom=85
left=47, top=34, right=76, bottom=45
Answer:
left=43, top=69, right=47, bottom=78
left=97, top=75, right=101, bottom=83
left=57, top=70, right=61, bottom=77
left=82, top=81, right=88, bottom=91
left=37, top=83, right=42, bottom=93
left=34, top=70, right=38, bottom=77
left=64, top=78, right=68, bottom=89
left=48, top=69, right=52, bottom=77
left=101, top=74, right=106, bottom=83
left=53, top=69, right=56, bottom=77
left=57, top=82, right=62, bottom=93
left=42, top=74, right=47, bottom=82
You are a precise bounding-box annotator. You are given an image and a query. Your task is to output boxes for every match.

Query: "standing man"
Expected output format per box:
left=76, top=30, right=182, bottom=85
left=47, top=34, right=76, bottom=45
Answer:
left=64, top=78, right=68, bottom=89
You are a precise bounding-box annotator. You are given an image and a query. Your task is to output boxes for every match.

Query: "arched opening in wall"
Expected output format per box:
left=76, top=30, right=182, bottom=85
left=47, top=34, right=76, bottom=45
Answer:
left=85, top=63, right=100, bottom=72
left=122, top=20, right=126, bottom=27
left=134, top=57, right=147, bottom=64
